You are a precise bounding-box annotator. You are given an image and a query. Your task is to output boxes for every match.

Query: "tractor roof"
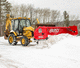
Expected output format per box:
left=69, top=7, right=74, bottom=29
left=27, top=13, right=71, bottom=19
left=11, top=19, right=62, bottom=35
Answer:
left=10, top=17, right=30, bottom=20
left=13, top=17, right=30, bottom=20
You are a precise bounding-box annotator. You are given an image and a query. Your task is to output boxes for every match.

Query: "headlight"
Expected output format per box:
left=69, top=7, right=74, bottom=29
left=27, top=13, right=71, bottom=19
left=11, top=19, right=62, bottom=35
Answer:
left=38, top=28, right=42, bottom=33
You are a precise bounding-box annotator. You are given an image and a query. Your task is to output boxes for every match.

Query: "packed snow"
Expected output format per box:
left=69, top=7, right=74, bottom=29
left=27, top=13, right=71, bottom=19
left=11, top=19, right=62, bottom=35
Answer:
left=0, top=34, right=80, bottom=68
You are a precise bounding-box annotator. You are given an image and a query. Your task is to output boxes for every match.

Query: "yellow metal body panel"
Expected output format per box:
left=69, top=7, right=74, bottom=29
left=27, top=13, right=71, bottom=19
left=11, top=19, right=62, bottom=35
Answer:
left=23, top=26, right=34, bottom=39
left=13, top=32, right=17, bottom=36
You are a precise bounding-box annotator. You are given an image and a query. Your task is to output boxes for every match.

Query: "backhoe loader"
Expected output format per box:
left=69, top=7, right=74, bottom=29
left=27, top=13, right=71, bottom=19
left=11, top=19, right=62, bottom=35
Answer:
left=4, top=14, right=37, bottom=46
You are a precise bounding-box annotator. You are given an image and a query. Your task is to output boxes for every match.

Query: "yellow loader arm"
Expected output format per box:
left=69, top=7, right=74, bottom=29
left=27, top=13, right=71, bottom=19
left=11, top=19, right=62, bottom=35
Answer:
left=5, top=14, right=12, bottom=30
left=36, top=18, right=40, bottom=24
left=4, top=14, right=12, bottom=39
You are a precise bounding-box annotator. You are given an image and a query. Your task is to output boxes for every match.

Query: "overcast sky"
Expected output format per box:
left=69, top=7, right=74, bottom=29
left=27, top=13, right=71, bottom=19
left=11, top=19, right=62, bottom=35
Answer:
left=7, top=0, right=80, bottom=18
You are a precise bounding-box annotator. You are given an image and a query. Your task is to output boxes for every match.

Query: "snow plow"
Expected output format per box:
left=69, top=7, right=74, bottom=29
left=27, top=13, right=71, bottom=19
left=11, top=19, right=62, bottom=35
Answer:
left=34, top=25, right=78, bottom=40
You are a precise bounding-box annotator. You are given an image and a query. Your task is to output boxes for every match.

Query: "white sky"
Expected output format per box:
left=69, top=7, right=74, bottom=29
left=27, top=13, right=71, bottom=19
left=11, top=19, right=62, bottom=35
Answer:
left=7, top=0, right=80, bottom=18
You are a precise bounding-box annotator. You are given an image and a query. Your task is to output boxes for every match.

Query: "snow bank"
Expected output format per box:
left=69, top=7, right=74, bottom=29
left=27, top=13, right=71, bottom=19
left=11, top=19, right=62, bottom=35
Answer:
left=0, top=36, right=8, bottom=44
left=37, top=34, right=77, bottom=48
left=0, top=34, right=80, bottom=68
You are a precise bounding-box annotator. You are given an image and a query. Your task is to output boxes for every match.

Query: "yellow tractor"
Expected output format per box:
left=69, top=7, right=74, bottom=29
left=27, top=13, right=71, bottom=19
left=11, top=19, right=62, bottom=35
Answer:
left=4, top=14, right=40, bottom=46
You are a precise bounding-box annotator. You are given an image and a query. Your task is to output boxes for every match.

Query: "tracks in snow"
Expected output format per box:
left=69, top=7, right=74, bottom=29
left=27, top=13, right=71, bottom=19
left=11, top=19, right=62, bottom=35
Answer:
left=0, top=55, right=27, bottom=68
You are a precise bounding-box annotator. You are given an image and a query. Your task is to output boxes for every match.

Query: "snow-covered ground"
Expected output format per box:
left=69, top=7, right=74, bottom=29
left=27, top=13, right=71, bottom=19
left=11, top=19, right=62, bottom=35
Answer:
left=0, top=34, right=80, bottom=68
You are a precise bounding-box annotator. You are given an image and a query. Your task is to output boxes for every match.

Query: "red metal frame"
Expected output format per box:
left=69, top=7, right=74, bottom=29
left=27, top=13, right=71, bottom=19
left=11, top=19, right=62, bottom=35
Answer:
left=34, top=25, right=78, bottom=40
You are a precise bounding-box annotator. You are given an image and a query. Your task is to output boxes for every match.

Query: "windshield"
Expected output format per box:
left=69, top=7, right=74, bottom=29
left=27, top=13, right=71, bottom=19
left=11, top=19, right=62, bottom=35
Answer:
left=26, top=20, right=31, bottom=27
left=19, top=19, right=31, bottom=32
left=20, top=19, right=31, bottom=27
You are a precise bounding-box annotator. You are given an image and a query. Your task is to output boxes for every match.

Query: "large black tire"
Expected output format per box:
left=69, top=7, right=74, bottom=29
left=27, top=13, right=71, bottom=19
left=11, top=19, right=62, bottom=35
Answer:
left=21, top=36, right=29, bottom=46
left=8, top=34, right=17, bottom=45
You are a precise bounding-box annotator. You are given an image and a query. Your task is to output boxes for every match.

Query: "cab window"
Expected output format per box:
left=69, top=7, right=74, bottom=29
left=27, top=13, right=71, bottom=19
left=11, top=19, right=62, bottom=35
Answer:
left=26, top=20, right=31, bottom=27
left=11, top=20, right=14, bottom=30
left=14, top=20, right=18, bottom=31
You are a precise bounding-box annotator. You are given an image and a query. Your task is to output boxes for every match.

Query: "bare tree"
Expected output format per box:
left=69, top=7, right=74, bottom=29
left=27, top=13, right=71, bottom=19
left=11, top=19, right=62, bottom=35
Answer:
left=55, top=11, right=61, bottom=22
left=51, top=10, right=60, bottom=23
left=25, top=6, right=29, bottom=17
left=42, top=8, right=49, bottom=23
left=34, top=8, right=39, bottom=18
left=38, top=9, right=43, bottom=23
left=11, top=5, right=19, bottom=18
left=70, top=15, right=79, bottom=20
left=45, top=8, right=51, bottom=23
left=10, top=4, right=61, bottom=25
left=20, top=4, right=26, bottom=17
left=26, top=4, right=34, bottom=23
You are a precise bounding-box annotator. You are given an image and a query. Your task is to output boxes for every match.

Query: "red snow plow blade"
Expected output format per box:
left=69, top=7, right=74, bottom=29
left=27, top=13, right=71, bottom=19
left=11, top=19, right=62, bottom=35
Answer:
left=34, top=25, right=78, bottom=40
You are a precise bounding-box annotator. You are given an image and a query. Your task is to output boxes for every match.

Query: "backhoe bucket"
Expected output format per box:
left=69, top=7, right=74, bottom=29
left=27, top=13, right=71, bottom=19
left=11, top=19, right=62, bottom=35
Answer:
left=4, top=30, right=9, bottom=40
left=4, top=34, right=7, bottom=39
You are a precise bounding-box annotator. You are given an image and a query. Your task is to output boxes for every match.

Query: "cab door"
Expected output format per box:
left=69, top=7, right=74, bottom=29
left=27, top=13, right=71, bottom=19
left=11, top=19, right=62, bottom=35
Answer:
left=14, top=19, right=19, bottom=35
left=14, top=20, right=19, bottom=31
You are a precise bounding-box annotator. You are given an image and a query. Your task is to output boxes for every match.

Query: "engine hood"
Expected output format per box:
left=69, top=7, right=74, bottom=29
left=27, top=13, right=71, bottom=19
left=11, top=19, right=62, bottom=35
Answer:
left=23, top=26, right=34, bottom=31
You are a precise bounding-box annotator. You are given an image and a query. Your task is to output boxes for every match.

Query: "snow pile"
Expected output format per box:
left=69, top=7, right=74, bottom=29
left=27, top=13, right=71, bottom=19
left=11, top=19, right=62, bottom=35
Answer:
left=0, top=36, right=8, bottom=44
left=47, top=34, right=76, bottom=44
left=37, top=34, right=77, bottom=48
left=0, top=34, right=80, bottom=68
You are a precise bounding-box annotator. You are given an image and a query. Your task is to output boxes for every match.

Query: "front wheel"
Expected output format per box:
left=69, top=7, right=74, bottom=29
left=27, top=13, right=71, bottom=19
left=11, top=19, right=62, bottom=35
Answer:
left=21, top=36, right=29, bottom=46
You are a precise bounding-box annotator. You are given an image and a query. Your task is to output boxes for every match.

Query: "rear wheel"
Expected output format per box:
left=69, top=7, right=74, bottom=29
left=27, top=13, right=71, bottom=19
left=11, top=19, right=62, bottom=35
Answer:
left=8, top=34, right=17, bottom=45
left=21, top=36, right=29, bottom=46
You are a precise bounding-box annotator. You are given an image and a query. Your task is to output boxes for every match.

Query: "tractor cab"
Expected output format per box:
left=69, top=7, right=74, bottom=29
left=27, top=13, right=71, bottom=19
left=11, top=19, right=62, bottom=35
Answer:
left=11, top=18, right=31, bottom=35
